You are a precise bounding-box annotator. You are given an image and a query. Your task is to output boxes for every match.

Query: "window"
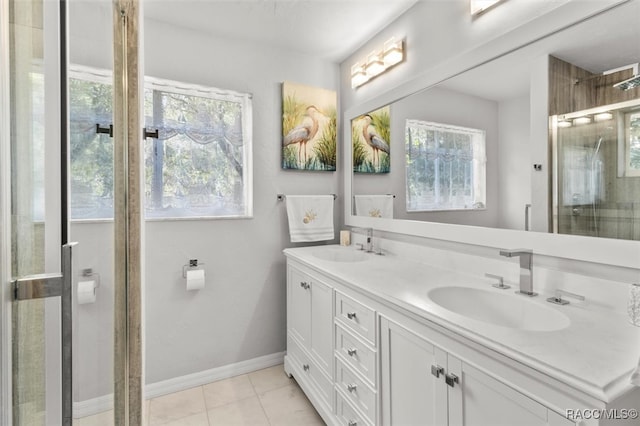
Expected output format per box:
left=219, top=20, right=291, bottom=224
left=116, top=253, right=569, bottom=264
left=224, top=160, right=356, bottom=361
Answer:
left=625, top=111, right=640, bottom=177
left=405, top=120, right=486, bottom=211
left=69, top=67, right=253, bottom=220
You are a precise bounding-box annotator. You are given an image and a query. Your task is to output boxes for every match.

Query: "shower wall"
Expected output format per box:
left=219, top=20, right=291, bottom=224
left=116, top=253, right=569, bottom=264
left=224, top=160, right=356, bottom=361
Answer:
left=550, top=56, right=640, bottom=240
left=556, top=111, right=640, bottom=240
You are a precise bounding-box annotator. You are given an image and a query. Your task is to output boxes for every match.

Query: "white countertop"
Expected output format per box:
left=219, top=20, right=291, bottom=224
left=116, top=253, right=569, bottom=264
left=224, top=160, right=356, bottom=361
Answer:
left=284, top=244, right=640, bottom=403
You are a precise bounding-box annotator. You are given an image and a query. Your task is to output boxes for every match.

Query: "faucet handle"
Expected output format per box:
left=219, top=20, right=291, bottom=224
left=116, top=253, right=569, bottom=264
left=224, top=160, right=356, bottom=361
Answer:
left=485, top=273, right=510, bottom=290
left=547, top=289, right=585, bottom=305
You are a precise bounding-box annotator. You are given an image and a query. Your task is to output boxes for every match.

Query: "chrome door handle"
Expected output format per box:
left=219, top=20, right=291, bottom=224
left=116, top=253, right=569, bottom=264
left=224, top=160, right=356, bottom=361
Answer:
left=12, top=242, right=77, bottom=425
left=431, top=365, right=444, bottom=378
left=347, top=348, right=357, bottom=356
left=347, top=312, right=357, bottom=320
left=347, top=383, right=357, bottom=392
left=299, top=281, right=310, bottom=290
left=445, top=373, right=459, bottom=387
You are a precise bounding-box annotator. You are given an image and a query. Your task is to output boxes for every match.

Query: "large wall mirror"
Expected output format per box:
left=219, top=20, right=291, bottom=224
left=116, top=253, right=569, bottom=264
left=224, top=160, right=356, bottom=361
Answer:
left=345, top=0, right=640, bottom=268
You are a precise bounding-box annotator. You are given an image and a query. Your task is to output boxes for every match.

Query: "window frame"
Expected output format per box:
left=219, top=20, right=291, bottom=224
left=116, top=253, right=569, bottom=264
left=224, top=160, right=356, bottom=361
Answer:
left=405, top=119, right=487, bottom=213
left=68, top=65, right=253, bottom=222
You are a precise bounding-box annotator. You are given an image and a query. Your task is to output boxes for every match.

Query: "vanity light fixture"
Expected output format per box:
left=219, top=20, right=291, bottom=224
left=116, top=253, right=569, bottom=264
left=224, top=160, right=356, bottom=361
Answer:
left=594, top=112, right=613, bottom=122
left=351, top=63, right=368, bottom=88
left=365, top=51, right=385, bottom=78
left=557, top=119, right=572, bottom=128
left=470, top=0, right=505, bottom=16
left=383, top=38, right=404, bottom=67
left=351, top=37, right=405, bottom=89
left=573, top=116, right=592, bottom=125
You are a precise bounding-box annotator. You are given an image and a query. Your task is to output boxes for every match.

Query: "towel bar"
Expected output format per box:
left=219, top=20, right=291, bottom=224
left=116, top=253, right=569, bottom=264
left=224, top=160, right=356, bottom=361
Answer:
left=277, top=194, right=337, bottom=201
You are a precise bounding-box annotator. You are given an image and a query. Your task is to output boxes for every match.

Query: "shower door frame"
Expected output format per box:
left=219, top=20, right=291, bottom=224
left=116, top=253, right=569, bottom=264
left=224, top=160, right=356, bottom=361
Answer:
left=0, top=0, right=144, bottom=423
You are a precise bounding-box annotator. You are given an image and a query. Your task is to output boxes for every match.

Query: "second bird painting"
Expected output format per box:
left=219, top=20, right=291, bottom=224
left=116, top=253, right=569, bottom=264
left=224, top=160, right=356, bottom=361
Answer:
left=352, top=106, right=391, bottom=173
left=282, top=81, right=337, bottom=171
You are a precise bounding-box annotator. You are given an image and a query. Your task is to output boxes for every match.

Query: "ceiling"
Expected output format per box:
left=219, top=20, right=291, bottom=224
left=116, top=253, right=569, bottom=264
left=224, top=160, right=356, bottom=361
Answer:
left=144, top=0, right=419, bottom=63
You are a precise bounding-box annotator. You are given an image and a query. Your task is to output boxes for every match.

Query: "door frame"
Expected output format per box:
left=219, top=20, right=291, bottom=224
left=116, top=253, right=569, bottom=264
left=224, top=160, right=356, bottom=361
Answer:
left=1, top=0, right=13, bottom=421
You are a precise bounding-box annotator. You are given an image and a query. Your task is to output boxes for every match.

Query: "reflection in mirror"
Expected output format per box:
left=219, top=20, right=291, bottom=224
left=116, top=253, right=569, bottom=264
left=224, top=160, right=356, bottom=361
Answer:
left=550, top=55, right=640, bottom=240
left=351, top=0, right=640, bottom=241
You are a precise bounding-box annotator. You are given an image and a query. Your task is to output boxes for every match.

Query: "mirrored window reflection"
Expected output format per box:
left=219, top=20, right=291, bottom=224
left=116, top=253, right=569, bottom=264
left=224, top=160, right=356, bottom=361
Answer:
left=405, top=120, right=486, bottom=212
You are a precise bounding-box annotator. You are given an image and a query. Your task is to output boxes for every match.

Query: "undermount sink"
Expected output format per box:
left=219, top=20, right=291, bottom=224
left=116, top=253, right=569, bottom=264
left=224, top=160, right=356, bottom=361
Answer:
left=427, top=286, right=570, bottom=332
left=312, top=247, right=369, bottom=263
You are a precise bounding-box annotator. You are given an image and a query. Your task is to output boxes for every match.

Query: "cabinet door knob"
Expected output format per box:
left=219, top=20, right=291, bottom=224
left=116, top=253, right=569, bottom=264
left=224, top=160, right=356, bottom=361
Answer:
left=348, top=421, right=358, bottom=426
left=300, top=281, right=310, bottom=290
left=445, top=373, right=459, bottom=387
left=347, top=312, right=357, bottom=320
left=431, top=365, right=444, bottom=378
left=347, top=383, right=357, bottom=392
left=302, top=364, right=309, bottom=371
left=347, top=348, right=357, bottom=357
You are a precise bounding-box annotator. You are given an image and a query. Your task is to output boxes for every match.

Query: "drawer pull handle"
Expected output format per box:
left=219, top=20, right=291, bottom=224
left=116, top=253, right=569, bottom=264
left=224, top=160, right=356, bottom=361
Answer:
left=431, top=365, right=444, bottom=378
left=347, top=348, right=357, bottom=357
left=445, top=373, right=459, bottom=387
left=347, top=383, right=357, bottom=392
left=348, top=421, right=358, bottom=426
left=300, top=281, right=310, bottom=290
left=347, top=312, right=357, bottom=320
left=302, top=364, right=309, bottom=371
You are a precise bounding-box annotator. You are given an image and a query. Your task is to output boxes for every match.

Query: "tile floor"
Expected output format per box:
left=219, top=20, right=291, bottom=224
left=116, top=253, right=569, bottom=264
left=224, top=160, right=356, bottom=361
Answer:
left=74, top=364, right=325, bottom=426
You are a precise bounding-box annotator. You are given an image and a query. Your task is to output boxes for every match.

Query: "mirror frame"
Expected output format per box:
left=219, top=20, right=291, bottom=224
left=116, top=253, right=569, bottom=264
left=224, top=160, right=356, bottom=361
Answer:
left=344, top=0, right=640, bottom=269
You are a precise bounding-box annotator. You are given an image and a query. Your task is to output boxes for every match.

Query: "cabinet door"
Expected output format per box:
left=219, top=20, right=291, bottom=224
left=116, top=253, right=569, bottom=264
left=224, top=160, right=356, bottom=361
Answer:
left=380, top=317, right=448, bottom=426
left=448, top=355, right=551, bottom=426
left=288, top=266, right=311, bottom=347
left=310, top=278, right=333, bottom=374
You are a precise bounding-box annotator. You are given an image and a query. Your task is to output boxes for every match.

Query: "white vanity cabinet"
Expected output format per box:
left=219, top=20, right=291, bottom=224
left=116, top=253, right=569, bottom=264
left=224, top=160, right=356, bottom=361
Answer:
left=284, top=262, right=334, bottom=419
left=284, top=249, right=636, bottom=426
left=380, top=316, right=577, bottom=426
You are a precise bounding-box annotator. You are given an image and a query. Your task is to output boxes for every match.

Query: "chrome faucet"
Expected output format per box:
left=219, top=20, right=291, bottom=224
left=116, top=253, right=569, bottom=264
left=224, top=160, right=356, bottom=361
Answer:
left=499, top=249, right=536, bottom=297
left=352, top=227, right=374, bottom=253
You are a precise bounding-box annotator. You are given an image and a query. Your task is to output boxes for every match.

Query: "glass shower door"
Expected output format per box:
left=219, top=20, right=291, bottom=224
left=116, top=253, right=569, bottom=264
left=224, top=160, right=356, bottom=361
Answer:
left=6, top=0, right=70, bottom=424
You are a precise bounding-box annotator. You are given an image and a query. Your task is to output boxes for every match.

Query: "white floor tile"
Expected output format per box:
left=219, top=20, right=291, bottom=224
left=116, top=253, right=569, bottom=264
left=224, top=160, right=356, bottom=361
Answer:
left=207, top=396, right=270, bottom=426
left=202, top=374, right=256, bottom=409
left=258, top=383, right=325, bottom=426
left=248, top=364, right=295, bottom=394
left=148, top=386, right=207, bottom=425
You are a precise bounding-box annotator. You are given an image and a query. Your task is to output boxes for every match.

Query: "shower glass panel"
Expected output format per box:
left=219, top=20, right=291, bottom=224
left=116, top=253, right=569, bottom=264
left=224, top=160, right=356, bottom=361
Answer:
left=554, top=99, right=640, bottom=240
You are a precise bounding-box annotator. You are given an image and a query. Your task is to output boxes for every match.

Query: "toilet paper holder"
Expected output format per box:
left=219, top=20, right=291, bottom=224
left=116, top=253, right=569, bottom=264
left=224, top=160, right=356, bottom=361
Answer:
left=182, top=259, right=205, bottom=278
left=81, top=268, right=100, bottom=289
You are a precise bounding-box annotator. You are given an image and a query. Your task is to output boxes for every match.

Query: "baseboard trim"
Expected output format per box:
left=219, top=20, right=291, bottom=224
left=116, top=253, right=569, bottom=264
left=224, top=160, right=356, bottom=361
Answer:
left=145, top=351, right=285, bottom=399
left=73, top=351, right=285, bottom=418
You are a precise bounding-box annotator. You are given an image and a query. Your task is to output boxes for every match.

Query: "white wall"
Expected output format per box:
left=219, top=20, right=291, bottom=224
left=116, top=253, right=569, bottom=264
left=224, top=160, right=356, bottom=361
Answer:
left=498, top=95, right=531, bottom=230
left=69, top=1, right=341, bottom=402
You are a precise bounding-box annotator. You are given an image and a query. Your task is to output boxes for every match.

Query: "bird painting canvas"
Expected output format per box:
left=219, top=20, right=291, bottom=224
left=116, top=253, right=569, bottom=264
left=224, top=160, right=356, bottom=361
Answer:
left=353, top=106, right=390, bottom=173
left=282, top=81, right=337, bottom=171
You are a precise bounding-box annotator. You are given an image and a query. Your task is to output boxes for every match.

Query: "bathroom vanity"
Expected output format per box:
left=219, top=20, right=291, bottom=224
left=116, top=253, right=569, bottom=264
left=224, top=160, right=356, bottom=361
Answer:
left=283, top=244, right=640, bottom=426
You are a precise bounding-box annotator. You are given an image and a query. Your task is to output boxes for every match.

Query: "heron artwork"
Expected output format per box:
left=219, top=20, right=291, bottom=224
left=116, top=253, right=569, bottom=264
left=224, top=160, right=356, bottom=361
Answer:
left=362, top=114, right=390, bottom=172
left=283, top=105, right=324, bottom=169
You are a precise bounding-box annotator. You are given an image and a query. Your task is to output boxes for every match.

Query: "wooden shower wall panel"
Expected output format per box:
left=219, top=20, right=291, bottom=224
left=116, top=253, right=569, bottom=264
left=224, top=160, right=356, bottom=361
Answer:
left=549, top=56, right=596, bottom=116
left=549, top=55, right=640, bottom=115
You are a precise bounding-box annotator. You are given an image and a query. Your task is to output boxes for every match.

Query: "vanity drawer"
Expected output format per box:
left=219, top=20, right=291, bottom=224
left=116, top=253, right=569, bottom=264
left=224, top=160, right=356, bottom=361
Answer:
left=335, top=324, right=376, bottom=387
left=335, top=291, right=376, bottom=345
left=287, top=335, right=333, bottom=411
left=336, top=358, right=376, bottom=424
left=336, top=390, right=372, bottom=426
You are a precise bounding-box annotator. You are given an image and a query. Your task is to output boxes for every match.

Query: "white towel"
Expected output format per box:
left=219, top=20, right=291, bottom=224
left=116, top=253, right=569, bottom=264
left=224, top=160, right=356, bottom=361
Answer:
left=285, top=195, right=334, bottom=242
left=354, top=195, right=394, bottom=218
